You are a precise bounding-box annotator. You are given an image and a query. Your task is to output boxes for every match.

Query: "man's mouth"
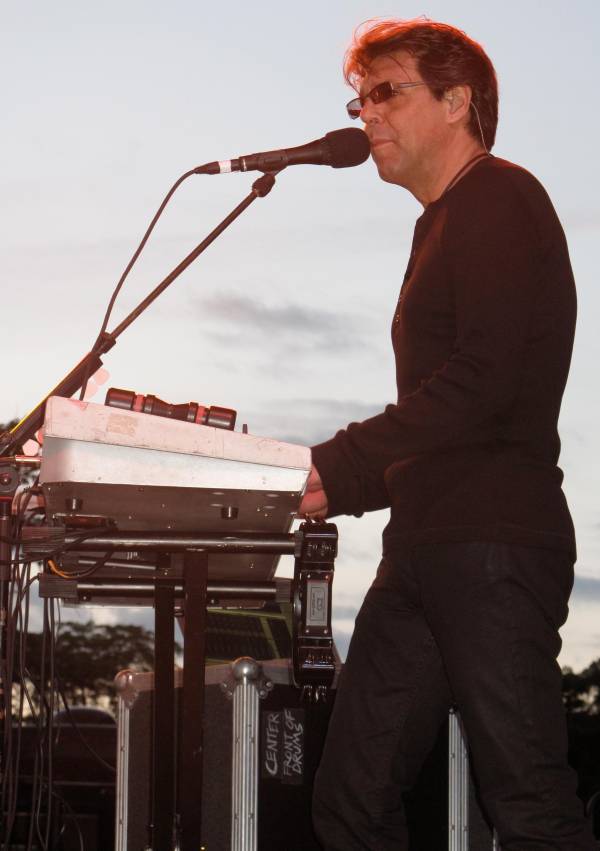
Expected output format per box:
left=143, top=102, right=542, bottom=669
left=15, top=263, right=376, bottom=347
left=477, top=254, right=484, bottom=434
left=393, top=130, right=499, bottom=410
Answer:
left=370, top=138, right=394, bottom=150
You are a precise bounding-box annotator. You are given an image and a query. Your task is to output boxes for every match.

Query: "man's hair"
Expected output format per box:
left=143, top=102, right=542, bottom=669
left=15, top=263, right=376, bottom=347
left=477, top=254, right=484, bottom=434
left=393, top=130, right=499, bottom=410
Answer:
left=344, top=19, right=499, bottom=151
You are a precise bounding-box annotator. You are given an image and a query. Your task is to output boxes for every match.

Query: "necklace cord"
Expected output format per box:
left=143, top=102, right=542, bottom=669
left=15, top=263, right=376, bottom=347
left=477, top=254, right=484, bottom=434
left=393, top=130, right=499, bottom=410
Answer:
left=440, top=151, right=490, bottom=198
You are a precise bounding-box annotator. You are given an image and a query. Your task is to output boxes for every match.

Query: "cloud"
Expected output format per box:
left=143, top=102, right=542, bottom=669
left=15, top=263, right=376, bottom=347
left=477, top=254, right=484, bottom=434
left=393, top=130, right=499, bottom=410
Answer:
left=201, top=293, right=337, bottom=332
left=244, top=397, right=386, bottom=446
left=197, top=292, right=373, bottom=354
left=571, top=574, right=600, bottom=603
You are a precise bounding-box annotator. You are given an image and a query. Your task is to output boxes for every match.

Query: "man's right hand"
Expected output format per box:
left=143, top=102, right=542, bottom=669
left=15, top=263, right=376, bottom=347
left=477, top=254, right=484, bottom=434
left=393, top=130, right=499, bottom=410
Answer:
left=298, top=465, right=329, bottom=519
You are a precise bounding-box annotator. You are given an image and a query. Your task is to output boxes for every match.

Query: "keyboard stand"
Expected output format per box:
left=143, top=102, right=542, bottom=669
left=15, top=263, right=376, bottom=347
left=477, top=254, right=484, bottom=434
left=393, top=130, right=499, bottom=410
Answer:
left=28, top=523, right=337, bottom=850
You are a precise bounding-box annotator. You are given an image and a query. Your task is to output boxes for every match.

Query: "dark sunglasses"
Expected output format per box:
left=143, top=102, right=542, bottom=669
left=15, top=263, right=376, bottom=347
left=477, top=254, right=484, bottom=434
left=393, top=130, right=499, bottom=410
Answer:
left=346, top=80, right=426, bottom=119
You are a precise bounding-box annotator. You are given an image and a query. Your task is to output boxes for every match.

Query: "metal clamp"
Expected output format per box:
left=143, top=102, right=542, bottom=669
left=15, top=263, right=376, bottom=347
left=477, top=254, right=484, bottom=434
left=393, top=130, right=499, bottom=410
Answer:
left=292, top=521, right=337, bottom=700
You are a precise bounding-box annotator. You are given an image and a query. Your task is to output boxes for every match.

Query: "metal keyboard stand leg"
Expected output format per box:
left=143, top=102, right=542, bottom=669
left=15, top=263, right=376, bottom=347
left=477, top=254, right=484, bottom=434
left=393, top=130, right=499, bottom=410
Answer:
left=449, top=709, right=469, bottom=851
left=152, top=549, right=209, bottom=851
left=448, top=709, right=501, bottom=851
left=153, top=566, right=176, bottom=850
left=179, top=548, right=208, bottom=851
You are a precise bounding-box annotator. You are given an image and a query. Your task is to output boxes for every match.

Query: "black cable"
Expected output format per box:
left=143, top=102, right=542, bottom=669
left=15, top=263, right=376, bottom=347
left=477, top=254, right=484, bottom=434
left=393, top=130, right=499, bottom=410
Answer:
left=11, top=571, right=41, bottom=608
left=56, top=684, right=116, bottom=774
left=7, top=568, right=31, bottom=846
left=1, top=562, right=23, bottom=848
left=6, top=554, right=49, bottom=567
left=52, top=548, right=115, bottom=580
left=24, top=678, right=44, bottom=851
left=2, top=499, right=50, bottom=850
left=6, top=556, right=45, bottom=847
left=32, top=600, right=49, bottom=851
left=3, top=513, right=97, bottom=550
left=50, top=787, right=84, bottom=851
left=4, top=519, right=121, bottom=845
left=23, top=595, right=61, bottom=851
left=23, top=699, right=43, bottom=851
left=43, top=601, right=56, bottom=850
left=80, top=167, right=198, bottom=399
left=15, top=478, right=38, bottom=520
left=50, top=597, right=117, bottom=775
left=6, top=524, right=116, bottom=565
left=1, top=515, right=27, bottom=847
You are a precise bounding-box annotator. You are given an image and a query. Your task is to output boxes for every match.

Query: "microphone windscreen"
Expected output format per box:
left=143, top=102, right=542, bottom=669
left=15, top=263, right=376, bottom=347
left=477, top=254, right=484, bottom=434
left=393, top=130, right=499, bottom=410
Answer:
left=325, top=128, right=371, bottom=168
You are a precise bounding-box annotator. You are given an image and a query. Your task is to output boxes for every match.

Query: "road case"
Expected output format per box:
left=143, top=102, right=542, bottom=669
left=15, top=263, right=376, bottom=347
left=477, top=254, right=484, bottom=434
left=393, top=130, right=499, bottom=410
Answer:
left=114, top=658, right=336, bottom=850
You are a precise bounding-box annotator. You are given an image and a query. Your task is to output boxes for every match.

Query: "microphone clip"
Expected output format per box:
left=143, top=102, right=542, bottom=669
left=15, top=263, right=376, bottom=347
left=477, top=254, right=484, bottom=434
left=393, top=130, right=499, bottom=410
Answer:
left=252, top=172, right=278, bottom=197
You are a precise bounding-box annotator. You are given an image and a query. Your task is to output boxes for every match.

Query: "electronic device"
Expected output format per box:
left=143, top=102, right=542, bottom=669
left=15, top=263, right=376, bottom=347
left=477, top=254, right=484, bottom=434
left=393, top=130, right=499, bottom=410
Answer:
left=39, top=395, right=311, bottom=580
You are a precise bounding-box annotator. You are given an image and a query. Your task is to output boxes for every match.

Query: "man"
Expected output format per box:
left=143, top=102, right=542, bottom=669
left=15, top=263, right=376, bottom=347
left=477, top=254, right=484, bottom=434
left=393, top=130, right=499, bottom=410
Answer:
left=299, top=19, right=595, bottom=851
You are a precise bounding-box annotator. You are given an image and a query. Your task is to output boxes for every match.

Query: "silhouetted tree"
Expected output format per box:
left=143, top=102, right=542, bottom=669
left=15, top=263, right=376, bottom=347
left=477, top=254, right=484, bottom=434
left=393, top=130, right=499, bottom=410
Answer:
left=0, top=417, right=22, bottom=452
left=563, top=660, right=600, bottom=715
left=23, top=621, right=175, bottom=711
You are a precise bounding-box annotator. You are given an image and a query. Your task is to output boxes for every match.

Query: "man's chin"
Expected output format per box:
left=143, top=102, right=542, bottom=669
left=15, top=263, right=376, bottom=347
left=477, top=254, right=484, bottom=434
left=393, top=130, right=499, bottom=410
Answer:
left=374, top=159, right=401, bottom=185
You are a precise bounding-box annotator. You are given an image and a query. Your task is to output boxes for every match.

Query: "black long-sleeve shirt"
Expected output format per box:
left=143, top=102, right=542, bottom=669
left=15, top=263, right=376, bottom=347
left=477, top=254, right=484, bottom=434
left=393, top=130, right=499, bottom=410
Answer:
left=311, top=156, right=577, bottom=556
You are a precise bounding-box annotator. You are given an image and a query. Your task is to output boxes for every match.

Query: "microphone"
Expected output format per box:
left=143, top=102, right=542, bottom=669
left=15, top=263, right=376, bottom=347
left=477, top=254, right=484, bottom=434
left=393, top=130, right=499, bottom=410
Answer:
left=195, top=128, right=370, bottom=175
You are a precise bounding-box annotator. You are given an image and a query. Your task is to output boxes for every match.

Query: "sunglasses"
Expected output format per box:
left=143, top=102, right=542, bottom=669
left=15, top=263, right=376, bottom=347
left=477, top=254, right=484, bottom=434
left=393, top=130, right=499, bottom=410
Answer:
left=346, top=81, right=426, bottom=119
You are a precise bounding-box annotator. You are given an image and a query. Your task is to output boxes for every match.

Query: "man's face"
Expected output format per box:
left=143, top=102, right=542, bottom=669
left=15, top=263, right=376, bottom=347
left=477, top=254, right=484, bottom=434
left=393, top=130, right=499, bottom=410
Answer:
left=359, top=52, right=450, bottom=188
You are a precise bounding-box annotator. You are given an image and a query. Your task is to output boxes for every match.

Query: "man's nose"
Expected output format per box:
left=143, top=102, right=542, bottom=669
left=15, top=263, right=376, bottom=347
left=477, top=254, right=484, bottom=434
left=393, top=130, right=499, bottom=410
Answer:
left=360, top=97, right=380, bottom=124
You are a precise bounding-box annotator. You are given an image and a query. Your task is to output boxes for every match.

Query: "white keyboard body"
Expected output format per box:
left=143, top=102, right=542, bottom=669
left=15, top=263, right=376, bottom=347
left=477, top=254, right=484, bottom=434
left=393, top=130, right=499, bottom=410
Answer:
left=40, top=396, right=311, bottom=580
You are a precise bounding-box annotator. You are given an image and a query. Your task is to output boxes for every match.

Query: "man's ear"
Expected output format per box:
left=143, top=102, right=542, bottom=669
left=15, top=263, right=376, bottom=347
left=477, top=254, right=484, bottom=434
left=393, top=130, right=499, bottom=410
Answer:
left=444, top=85, right=472, bottom=126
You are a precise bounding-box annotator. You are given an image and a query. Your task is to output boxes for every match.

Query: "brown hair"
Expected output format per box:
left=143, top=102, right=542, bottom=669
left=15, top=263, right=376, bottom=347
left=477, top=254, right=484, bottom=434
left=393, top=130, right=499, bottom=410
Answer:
left=344, top=18, right=499, bottom=150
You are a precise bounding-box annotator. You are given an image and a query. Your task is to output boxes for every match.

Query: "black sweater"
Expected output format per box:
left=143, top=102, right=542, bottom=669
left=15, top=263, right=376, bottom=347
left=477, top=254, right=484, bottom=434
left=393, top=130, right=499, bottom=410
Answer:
left=311, top=156, right=577, bottom=556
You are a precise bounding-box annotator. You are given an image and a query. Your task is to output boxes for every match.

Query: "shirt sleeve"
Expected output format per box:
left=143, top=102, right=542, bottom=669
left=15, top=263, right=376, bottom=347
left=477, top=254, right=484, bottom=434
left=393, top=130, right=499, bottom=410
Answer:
left=312, top=174, right=542, bottom=518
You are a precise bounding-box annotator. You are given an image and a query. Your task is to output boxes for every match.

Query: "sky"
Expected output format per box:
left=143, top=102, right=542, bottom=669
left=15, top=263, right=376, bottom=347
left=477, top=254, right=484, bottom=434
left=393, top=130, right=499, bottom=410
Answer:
left=2, top=0, right=599, bottom=670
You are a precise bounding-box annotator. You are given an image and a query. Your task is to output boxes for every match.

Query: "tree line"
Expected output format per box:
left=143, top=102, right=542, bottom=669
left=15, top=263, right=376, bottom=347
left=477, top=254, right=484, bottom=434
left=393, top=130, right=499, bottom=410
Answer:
left=15, top=619, right=600, bottom=716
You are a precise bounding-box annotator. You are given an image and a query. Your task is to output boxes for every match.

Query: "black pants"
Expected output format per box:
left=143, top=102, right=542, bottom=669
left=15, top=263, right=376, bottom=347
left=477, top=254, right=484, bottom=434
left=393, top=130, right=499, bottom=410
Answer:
left=312, top=542, right=595, bottom=850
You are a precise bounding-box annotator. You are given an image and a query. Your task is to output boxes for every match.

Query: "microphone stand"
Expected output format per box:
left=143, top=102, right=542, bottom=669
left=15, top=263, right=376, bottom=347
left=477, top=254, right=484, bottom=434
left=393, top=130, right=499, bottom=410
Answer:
left=0, top=171, right=277, bottom=841
left=0, top=170, right=277, bottom=457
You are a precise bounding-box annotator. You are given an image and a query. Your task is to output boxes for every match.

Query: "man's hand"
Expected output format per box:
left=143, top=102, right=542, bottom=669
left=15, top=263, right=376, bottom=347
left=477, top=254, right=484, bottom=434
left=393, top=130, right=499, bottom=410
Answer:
left=298, top=465, right=329, bottom=519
